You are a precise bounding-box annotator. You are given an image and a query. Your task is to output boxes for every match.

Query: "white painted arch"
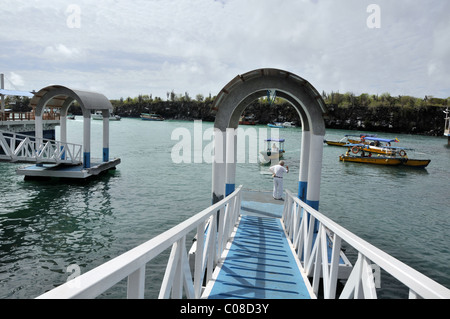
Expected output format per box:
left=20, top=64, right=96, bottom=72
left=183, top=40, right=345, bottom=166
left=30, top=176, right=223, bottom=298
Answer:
left=211, top=68, right=327, bottom=209
left=30, top=85, right=113, bottom=168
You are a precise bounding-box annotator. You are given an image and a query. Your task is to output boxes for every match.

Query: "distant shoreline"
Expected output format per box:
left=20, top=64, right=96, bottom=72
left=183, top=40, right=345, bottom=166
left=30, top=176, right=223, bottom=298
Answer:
left=112, top=100, right=447, bottom=137
left=5, top=92, right=448, bottom=136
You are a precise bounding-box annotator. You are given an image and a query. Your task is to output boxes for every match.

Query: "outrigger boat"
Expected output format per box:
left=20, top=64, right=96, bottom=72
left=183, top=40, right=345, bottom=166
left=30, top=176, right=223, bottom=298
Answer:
left=324, top=134, right=377, bottom=147
left=339, top=154, right=431, bottom=168
left=259, top=138, right=285, bottom=163
left=349, top=136, right=400, bottom=156
left=326, top=135, right=400, bottom=156
left=340, top=144, right=431, bottom=168
left=339, top=154, right=403, bottom=166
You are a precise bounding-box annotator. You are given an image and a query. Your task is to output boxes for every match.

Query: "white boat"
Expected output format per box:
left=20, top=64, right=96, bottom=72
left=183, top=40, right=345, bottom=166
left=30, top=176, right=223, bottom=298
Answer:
left=282, top=122, right=296, bottom=127
left=92, top=110, right=121, bottom=121
left=140, top=113, right=164, bottom=121
left=259, top=138, right=285, bottom=163
left=267, top=123, right=284, bottom=128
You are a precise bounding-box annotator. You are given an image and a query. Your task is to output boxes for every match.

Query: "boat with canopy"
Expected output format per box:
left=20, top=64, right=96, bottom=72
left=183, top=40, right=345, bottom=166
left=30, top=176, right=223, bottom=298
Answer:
left=259, top=138, right=285, bottom=163
left=339, top=138, right=431, bottom=168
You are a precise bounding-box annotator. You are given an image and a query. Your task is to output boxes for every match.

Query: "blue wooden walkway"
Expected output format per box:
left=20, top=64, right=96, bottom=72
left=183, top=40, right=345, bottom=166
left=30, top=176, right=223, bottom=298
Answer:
left=205, top=192, right=313, bottom=299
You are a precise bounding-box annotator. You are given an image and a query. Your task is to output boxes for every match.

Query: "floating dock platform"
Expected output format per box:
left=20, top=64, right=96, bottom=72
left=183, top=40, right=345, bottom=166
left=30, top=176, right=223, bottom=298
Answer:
left=16, top=158, right=120, bottom=180
left=1, top=85, right=121, bottom=180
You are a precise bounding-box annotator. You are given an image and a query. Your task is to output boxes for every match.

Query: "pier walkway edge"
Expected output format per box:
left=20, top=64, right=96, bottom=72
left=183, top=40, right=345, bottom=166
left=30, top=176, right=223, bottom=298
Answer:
left=36, top=186, right=450, bottom=299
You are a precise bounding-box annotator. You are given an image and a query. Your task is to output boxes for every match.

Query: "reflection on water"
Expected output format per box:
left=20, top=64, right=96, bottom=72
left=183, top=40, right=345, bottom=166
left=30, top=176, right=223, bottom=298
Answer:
left=0, top=170, right=118, bottom=298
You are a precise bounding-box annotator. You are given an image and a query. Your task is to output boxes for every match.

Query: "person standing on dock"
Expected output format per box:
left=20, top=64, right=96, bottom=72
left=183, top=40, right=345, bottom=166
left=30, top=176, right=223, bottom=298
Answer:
left=269, top=160, right=289, bottom=200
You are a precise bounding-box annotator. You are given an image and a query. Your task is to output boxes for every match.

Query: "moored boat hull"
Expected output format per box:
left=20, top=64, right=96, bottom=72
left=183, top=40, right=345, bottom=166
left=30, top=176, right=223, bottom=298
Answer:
left=339, top=155, right=402, bottom=166
left=402, top=159, right=431, bottom=168
left=324, top=140, right=347, bottom=146
left=339, top=155, right=431, bottom=168
left=140, top=113, right=164, bottom=121
left=259, top=150, right=284, bottom=162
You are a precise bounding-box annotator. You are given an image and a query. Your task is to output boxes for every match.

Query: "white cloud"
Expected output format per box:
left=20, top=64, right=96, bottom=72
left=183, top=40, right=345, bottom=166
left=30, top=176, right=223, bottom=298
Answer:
left=8, top=72, right=25, bottom=87
left=43, top=44, right=84, bottom=61
left=1, top=0, right=449, bottom=99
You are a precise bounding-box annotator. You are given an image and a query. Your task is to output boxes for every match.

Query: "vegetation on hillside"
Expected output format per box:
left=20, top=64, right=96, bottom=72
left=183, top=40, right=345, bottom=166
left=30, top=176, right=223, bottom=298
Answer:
left=3, top=90, right=449, bottom=135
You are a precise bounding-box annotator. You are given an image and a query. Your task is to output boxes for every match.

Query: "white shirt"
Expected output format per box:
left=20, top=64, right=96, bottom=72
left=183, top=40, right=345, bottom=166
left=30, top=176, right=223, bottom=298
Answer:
left=270, top=164, right=288, bottom=178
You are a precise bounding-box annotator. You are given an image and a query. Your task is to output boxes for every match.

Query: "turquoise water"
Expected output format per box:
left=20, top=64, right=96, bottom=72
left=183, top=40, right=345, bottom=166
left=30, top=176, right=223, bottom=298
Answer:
left=0, top=118, right=449, bottom=298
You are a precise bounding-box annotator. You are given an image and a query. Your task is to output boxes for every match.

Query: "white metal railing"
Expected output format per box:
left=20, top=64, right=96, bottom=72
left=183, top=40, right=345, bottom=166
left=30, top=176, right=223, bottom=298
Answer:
left=282, top=189, right=450, bottom=299
left=36, top=186, right=243, bottom=299
left=0, top=130, right=82, bottom=165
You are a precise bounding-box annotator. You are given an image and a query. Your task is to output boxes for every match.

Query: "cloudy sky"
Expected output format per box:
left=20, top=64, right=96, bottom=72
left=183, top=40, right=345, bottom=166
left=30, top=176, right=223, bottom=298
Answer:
left=1, top=0, right=449, bottom=100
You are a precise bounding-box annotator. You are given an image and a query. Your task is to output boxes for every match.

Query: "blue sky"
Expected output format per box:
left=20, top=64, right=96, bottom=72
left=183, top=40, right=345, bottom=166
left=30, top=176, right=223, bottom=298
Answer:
left=1, top=0, right=449, bottom=100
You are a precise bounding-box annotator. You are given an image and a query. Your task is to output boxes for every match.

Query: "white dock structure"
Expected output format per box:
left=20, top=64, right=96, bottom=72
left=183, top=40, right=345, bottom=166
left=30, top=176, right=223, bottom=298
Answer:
left=1, top=73, right=60, bottom=139
left=36, top=185, right=450, bottom=299
left=36, top=69, right=450, bottom=299
left=0, top=130, right=82, bottom=164
left=1, top=85, right=120, bottom=179
left=444, top=107, right=449, bottom=145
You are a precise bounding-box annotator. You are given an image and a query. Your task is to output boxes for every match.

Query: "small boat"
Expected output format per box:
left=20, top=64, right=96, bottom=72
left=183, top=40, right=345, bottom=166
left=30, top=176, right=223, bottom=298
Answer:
left=92, top=110, right=121, bottom=121
left=140, top=113, right=164, bottom=121
left=324, top=134, right=377, bottom=147
left=282, top=122, right=296, bottom=128
left=267, top=123, right=284, bottom=128
left=339, top=154, right=402, bottom=166
left=239, top=115, right=256, bottom=125
left=259, top=138, right=285, bottom=163
left=340, top=146, right=431, bottom=168
left=401, top=158, right=431, bottom=168
left=326, top=135, right=400, bottom=156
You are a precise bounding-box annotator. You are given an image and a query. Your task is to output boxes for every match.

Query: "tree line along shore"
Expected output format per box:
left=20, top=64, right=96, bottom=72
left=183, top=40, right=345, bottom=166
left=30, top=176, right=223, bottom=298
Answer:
left=5, top=91, right=449, bottom=136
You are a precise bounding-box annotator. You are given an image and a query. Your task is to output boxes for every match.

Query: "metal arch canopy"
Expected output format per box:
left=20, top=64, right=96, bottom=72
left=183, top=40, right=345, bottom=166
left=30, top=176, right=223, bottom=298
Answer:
left=212, top=68, right=327, bottom=133
left=211, top=68, right=327, bottom=208
left=30, top=85, right=114, bottom=169
left=30, top=85, right=112, bottom=116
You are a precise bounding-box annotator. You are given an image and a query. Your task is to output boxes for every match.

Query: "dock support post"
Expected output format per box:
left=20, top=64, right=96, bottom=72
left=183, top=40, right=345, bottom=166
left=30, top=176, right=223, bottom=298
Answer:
left=212, top=128, right=226, bottom=204
left=60, top=114, right=67, bottom=160
left=306, top=133, right=324, bottom=232
left=306, top=133, right=324, bottom=211
left=35, top=115, right=43, bottom=141
left=298, top=130, right=310, bottom=201
left=83, top=113, right=91, bottom=168
left=225, top=128, right=236, bottom=196
left=60, top=100, right=73, bottom=161
left=102, top=110, right=110, bottom=162
left=34, top=115, right=44, bottom=167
